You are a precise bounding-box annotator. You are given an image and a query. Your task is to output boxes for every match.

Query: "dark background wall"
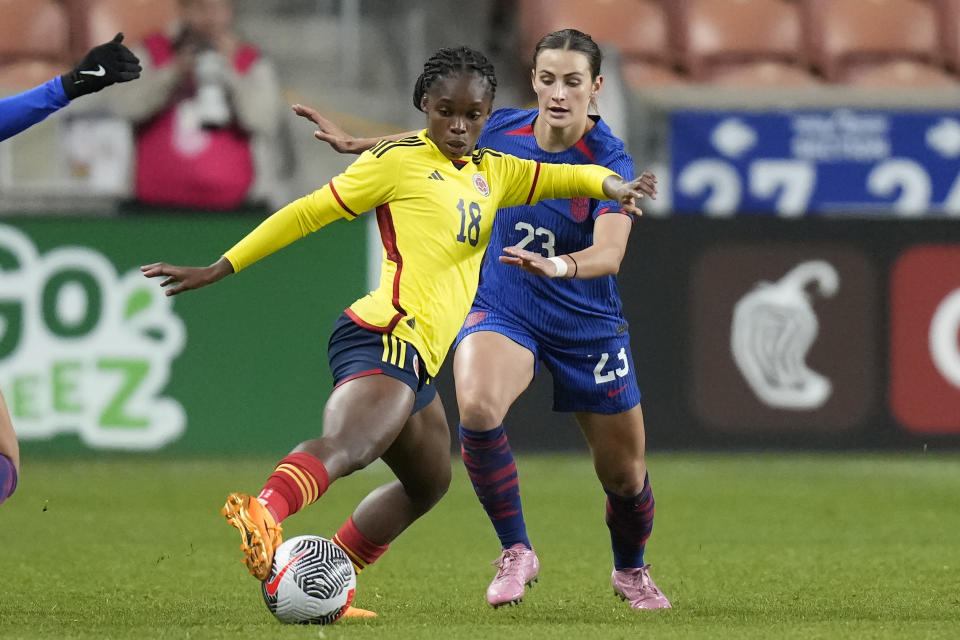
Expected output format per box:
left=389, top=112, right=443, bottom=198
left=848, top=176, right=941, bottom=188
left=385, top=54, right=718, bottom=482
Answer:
left=6, top=215, right=960, bottom=457
left=435, top=217, right=960, bottom=452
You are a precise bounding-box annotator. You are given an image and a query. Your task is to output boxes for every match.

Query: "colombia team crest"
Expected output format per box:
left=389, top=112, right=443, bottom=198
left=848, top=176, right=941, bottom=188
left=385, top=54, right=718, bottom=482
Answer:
left=473, top=173, right=490, bottom=197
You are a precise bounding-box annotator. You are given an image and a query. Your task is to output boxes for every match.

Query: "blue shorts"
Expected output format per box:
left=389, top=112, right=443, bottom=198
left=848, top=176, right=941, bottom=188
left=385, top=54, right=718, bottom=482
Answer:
left=456, top=308, right=642, bottom=414
left=327, top=313, right=437, bottom=415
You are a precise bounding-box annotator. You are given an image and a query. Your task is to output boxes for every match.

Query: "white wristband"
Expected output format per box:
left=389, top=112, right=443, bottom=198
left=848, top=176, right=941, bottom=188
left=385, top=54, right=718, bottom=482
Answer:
left=547, top=256, right=568, bottom=278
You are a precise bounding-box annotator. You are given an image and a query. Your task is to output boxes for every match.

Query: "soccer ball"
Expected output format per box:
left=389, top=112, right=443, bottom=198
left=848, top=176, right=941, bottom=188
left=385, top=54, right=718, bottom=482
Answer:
left=261, top=535, right=356, bottom=624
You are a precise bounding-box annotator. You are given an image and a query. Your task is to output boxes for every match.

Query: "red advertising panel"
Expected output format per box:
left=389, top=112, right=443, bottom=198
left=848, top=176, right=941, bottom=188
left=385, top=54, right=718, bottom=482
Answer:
left=890, top=246, right=960, bottom=434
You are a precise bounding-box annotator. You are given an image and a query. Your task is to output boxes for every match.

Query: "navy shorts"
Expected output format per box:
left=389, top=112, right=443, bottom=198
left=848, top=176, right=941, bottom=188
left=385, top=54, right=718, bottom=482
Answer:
left=456, top=308, right=641, bottom=415
left=327, top=313, right=437, bottom=415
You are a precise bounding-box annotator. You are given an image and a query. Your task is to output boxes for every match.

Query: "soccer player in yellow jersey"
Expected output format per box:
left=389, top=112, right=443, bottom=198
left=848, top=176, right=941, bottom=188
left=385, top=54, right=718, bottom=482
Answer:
left=142, top=46, right=649, bottom=615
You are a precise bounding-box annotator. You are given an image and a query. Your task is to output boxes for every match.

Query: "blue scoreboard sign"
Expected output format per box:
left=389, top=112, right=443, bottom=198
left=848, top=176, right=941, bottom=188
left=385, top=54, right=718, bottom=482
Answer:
left=670, top=109, right=960, bottom=217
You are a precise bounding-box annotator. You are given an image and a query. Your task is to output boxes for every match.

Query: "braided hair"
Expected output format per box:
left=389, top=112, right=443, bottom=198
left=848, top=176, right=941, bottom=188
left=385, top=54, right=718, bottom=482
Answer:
left=413, top=46, right=497, bottom=112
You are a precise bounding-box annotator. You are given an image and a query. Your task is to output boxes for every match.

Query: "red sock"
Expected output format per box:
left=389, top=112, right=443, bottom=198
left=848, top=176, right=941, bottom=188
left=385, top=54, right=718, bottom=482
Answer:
left=333, top=517, right=389, bottom=574
left=257, top=452, right=330, bottom=523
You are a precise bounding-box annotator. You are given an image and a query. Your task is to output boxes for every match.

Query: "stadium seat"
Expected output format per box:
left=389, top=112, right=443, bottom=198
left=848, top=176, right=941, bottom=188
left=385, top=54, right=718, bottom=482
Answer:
left=803, top=0, right=942, bottom=81
left=620, top=61, right=689, bottom=87
left=674, top=0, right=808, bottom=81
left=514, top=0, right=685, bottom=89
left=0, top=60, right=69, bottom=91
left=68, top=0, right=180, bottom=55
left=705, top=60, right=822, bottom=86
left=936, top=0, right=960, bottom=72
left=0, top=0, right=69, bottom=65
left=843, top=58, right=959, bottom=86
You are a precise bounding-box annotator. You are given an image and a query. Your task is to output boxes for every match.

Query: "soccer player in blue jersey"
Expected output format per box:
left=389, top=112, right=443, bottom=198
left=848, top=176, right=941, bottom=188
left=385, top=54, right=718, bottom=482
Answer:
left=0, top=33, right=140, bottom=507
left=295, top=28, right=670, bottom=611
left=0, top=33, right=141, bottom=143
left=142, top=45, right=650, bottom=618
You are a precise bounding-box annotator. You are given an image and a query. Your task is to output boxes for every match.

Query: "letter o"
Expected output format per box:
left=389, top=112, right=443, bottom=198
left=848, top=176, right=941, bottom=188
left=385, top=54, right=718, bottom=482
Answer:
left=929, top=288, right=960, bottom=390
left=42, top=269, right=101, bottom=338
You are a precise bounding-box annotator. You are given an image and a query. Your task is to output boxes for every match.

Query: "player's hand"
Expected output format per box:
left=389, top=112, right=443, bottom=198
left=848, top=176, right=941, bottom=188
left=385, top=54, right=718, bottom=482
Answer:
left=291, top=104, right=362, bottom=154
left=635, top=171, right=658, bottom=200
left=61, top=33, right=142, bottom=100
left=602, top=173, right=658, bottom=217
left=140, top=258, right=234, bottom=296
left=499, top=246, right=566, bottom=278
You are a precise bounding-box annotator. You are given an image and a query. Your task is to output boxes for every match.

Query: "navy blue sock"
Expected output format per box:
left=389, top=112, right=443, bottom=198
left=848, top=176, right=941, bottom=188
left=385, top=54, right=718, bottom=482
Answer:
left=459, top=423, right=530, bottom=549
left=605, top=473, right=654, bottom=570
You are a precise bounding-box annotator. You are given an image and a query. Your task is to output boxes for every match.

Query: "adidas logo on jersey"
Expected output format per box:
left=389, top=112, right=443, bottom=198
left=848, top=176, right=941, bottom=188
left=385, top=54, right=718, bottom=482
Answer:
left=428, top=170, right=444, bottom=181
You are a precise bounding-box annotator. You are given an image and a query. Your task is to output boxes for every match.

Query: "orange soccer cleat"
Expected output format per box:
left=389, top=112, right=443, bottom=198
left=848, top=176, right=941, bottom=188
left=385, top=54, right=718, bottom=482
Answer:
left=221, top=493, right=283, bottom=581
left=341, top=605, right=377, bottom=618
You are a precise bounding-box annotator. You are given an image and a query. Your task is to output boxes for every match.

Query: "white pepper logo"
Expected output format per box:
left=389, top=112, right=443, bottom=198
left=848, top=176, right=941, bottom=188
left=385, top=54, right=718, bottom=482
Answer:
left=0, top=224, right=186, bottom=449
left=730, top=260, right=838, bottom=410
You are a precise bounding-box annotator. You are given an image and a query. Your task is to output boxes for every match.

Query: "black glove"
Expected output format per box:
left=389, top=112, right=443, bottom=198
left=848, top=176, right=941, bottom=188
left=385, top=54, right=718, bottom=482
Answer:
left=61, top=33, right=142, bottom=100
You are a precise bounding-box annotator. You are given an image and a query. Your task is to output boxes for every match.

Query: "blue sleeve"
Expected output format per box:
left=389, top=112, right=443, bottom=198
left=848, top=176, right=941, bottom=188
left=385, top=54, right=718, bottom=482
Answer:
left=593, top=150, right=636, bottom=219
left=477, top=108, right=510, bottom=149
left=0, top=453, right=16, bottom=505
left=0, top=77, right=70, bottom=142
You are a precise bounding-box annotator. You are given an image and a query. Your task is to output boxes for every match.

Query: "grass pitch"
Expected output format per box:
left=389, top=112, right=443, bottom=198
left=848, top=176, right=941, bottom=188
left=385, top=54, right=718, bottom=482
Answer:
left=1, top=453, right=958, bottom=639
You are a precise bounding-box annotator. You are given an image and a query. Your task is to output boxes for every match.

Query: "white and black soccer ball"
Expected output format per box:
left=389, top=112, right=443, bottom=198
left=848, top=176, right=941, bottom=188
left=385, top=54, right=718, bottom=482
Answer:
left=261, top=535, right=356, bottom=624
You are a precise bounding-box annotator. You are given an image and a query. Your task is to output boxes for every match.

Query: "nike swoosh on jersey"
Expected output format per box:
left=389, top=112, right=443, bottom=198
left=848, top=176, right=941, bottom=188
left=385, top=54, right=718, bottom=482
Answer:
left=265, top=550, right=308, bottom=595
left=79, top=65, right=107, bottom=77
left=607, top=384, right=628, bottom=398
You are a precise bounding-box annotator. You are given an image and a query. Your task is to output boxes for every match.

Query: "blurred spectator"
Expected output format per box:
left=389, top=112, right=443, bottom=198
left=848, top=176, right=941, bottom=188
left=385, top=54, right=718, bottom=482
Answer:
left=111, top=0, right=290, bottom=212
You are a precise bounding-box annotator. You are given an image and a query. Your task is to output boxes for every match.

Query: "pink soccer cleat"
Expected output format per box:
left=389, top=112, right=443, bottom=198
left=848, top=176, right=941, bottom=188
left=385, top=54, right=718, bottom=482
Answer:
left=486, top=544, right=540, bottom=608
left=611, top=565, right=672, bottom=610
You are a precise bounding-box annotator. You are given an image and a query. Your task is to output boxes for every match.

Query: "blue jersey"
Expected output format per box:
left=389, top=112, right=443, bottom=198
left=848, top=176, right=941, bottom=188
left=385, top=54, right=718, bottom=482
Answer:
left=472, top=107, right=635, bottom=345
left=0, top=77, right=69, bottom=142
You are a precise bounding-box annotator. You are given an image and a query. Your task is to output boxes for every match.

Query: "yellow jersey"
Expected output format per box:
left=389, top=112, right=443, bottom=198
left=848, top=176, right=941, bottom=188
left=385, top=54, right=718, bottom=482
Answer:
left=224, top=130, right=615, bottom=375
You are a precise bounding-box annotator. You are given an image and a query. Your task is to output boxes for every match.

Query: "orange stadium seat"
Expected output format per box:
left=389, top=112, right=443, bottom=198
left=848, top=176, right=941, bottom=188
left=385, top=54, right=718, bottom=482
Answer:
left=515, top=0, right=686, bottom=88
left=935, top=0, right=960, bottom=72
left=803, top=0, right=944, bottom=82
left=619, top=62, right=688, bottom=88
left=0, top=0, right=69, bottom=90
left=843, top=59, right=959, bottom=86
left=675, top=0, right=811, bottom=82
left=0, top=0, right=69, bottom=64
left=0, top=60, right=70, bottom=91
left=706, top=61, right=822, bottom=86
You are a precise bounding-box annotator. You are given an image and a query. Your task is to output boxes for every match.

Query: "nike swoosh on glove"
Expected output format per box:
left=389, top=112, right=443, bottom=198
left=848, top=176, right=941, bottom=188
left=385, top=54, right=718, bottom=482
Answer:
left=61, top=32, right=142, bottom=100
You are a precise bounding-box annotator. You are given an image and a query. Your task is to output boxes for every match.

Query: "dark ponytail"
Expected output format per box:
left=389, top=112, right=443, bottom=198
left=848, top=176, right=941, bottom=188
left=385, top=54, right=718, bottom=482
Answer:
left=413, top=46, right=498, bottom=111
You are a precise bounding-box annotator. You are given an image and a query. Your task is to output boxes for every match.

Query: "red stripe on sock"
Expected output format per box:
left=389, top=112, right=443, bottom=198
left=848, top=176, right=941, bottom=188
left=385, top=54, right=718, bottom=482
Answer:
left=333, top=517, right=388, bottom=572
left=258, top=452, right=330, bottom=523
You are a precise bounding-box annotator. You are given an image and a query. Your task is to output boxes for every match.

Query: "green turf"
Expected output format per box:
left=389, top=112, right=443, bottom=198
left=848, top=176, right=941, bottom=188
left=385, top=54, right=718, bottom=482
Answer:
left=1, top=453, right=958, bottom=639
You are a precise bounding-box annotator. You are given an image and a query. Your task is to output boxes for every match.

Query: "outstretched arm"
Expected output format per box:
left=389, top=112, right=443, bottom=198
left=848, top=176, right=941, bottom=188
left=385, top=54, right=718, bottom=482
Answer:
left=292, top=103, right=416, bottom=154
left=1, top=33, right=141, bottom=141
left=141, top=160, right=381, bottom=295
left=141, top=257, right=235, bottom=297
left=501, top=172, right=657, bottom=279
left=0, top=80, right=69, bottom=142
